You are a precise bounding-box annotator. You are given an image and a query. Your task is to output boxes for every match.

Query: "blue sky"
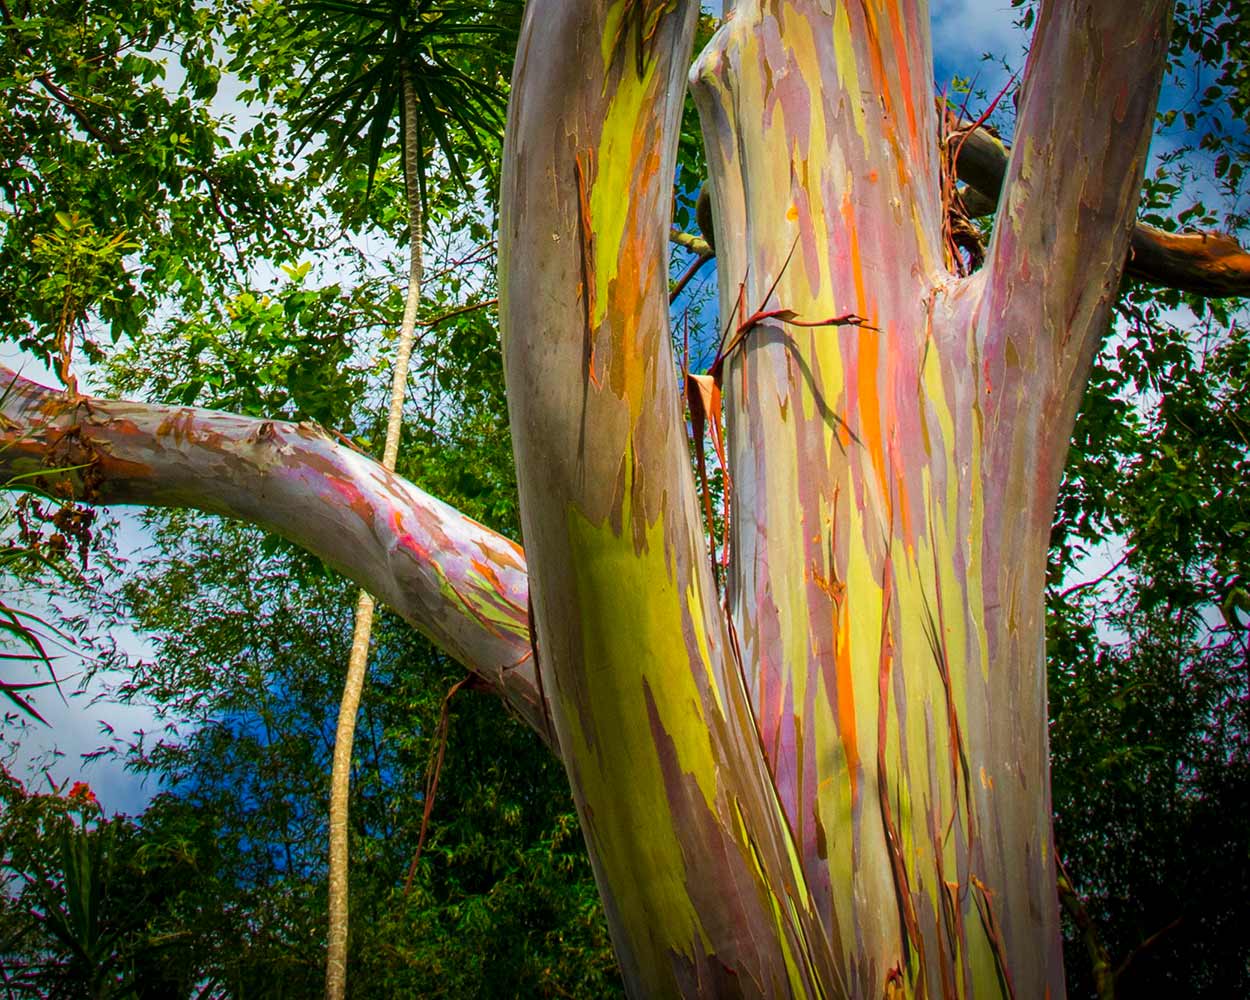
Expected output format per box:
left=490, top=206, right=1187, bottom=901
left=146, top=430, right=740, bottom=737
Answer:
left=931, top=0, right=1027, bottom=92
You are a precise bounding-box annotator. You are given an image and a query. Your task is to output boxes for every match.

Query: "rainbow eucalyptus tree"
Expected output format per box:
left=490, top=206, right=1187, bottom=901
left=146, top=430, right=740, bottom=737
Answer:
left=2, top=0, right=1182, bottom=995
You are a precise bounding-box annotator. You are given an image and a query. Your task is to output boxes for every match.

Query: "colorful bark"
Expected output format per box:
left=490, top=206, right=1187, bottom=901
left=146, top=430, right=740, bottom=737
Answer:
left=686, top=0, right=1172, bottom=996
left=501, top=2, right=837, bottom=993
left=0, top=366, right=546, bottom=740
left=0, top=0, right=1179, bottom=995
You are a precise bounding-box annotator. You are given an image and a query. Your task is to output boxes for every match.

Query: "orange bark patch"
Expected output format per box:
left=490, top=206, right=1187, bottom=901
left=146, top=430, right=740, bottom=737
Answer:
left=470, top=558, right=519, bottom=608
left=479, top=535, right=525, bottom=571
left=884, top=1, right=920, bottom=152
left=604, top=145, right=662, bottom=416
left=855, top=326, right=887, bottom=495
left=835, top=606, right=859, bottom=803
left=840, top=192, right=870, bottom=313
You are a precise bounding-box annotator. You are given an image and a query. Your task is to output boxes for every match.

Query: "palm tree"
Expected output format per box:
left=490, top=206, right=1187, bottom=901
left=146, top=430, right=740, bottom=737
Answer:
left=282, top=3, right=518, bottom=996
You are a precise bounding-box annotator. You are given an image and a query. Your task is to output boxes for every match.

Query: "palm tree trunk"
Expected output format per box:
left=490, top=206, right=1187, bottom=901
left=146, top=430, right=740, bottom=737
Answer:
left=325, top=63, right=424, bottom=1000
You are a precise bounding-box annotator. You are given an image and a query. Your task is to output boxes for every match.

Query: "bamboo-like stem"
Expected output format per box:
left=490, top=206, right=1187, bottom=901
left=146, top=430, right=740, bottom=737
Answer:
left=325, top=62, right=424, bottom=1000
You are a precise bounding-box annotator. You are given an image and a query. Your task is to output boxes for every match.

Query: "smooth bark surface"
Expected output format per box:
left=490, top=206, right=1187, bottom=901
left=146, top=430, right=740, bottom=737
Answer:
left=0, top=366, right=546, bottom=739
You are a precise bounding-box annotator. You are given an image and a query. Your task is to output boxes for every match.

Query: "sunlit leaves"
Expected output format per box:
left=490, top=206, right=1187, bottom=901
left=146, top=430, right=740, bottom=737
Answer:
left=0, top=0, right=312, bottom=366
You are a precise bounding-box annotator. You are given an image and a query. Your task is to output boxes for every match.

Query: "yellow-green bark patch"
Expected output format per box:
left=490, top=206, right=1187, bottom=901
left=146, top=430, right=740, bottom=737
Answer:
left=561, top=498, right=720, bottom=968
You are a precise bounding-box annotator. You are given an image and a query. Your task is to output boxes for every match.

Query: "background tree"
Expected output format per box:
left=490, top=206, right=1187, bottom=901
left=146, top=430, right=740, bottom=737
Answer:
left=269, top=3, right=518, bottom=991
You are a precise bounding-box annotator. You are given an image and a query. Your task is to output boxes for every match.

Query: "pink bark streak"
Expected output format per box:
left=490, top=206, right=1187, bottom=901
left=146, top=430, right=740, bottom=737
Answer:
left=692, top=0, right=1171, bottom=995
left=0, top=365, right=547, bottom=740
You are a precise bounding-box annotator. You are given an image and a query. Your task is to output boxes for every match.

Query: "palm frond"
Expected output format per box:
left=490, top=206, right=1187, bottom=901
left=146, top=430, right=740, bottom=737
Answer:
left=285, top=0, right=522, bottom=211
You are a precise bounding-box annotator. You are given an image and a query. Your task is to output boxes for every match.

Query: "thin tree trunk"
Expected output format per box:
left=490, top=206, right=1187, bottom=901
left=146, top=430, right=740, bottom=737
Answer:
left=325, top=64, right=424, bottom=1000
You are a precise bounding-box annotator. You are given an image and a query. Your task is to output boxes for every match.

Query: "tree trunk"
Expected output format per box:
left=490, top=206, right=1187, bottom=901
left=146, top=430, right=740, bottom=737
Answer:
left=501, top=0, right=1172, bottom=996
left=0, top=0, right=1179, bottom=995
left=325, top=63, right=424, bottom=1000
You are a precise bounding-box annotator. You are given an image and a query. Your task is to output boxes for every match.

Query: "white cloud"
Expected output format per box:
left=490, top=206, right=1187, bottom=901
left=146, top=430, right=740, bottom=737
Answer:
left=931, top=0, right=1029, bottom=93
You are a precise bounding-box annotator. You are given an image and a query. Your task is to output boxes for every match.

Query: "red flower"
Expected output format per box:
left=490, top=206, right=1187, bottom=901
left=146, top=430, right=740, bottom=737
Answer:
left=67, top=781, right=97, bottom=805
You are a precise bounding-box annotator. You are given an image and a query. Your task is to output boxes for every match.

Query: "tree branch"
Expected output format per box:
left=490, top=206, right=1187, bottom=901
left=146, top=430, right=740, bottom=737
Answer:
left=1112, top=915, right=1183, bottom=984
left=31, top=75, right=126, bottom=155
left=669, top=227, right=711, bottom=257
left=1051, top=549, right=1133, bottom=602
left=985, top=0, right=1173, bottom=373
left=668, top=248, right=713, bottom=303
left=418, top=297, right=498, bottom=329
left=950, top=121, right=1250, bottom=298
left=0, top=366, right=549, bottom=745
left=1056, top=857, right=1116, bottom=1000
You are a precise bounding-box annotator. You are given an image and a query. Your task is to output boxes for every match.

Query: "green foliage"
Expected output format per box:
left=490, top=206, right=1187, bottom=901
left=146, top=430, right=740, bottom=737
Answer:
left=1049, top=612, right=1250, bottom=997
left=1042, top=8, right=1250, bottom=992
left=111, top=270, right=378, bottom=428
left=1169, top=0, right=1250, bottom=231
left=0, top=773, right=216, bottom=997
left=264, top=0, right=521, bottom=210
left=1048, top=292, right=1250, bottom=995
left=80, top=512, right=620, bottom=997
left=0, top=0, right=310, bottom=370
left=29, top=212, right=138, bottom=385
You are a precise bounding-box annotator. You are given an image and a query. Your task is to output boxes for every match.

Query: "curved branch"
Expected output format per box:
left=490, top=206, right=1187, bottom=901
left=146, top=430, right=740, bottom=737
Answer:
left=950, top=122, right=1250, bottom=298
left=0, top=366, right=548, bottom=744
left=669, top=226, right=711, bottom=257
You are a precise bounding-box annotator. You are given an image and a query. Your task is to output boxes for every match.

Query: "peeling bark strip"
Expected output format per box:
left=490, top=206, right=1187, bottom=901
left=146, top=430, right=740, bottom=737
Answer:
left=0, top=366, right=547, bottom=741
